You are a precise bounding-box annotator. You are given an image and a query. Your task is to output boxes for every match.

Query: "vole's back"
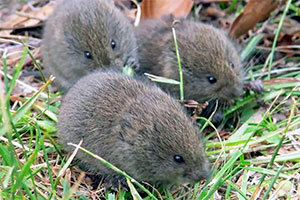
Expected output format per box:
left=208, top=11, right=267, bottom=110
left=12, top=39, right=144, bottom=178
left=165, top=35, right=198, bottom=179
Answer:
left=58, top=72, right=150, bottom=151
left=58, top=70, right=210, bottom=185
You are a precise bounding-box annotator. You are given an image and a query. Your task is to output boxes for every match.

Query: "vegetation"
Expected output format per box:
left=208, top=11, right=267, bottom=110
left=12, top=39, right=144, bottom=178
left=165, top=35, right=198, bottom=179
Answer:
left=0, top=0, right=299, bottom=199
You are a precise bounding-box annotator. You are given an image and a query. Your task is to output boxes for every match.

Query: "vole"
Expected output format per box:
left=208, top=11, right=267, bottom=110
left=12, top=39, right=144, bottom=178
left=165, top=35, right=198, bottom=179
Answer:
left=58, top=70, right=210, bottom=187
left=42, top=0, right=138, bottom=91
left=136, top=19, right=243, bottom=103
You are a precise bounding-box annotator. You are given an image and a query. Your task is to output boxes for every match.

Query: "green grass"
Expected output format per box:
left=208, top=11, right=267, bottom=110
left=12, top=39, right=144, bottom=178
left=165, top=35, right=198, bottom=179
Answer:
left=0, top=0, right=300, bottom=199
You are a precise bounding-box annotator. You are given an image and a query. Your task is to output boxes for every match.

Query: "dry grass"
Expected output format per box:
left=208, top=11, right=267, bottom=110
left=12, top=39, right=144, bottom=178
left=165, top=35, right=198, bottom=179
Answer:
left=0, top=0, right=299, bottom=199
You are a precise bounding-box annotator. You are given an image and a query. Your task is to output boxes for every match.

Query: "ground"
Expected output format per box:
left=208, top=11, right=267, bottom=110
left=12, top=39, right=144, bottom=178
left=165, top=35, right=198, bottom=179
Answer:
left=0, top=0, right=299, bottom=199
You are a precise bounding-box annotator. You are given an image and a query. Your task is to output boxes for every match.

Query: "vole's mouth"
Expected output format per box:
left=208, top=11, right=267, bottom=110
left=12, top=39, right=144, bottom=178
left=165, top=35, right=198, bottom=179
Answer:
left=171, top=176, right=193, bottom=185
left=215, top=86, right=243, bottom=102
left=180, top=169, right=211, bottom=184
left=124, top=56, right=139, bottom=70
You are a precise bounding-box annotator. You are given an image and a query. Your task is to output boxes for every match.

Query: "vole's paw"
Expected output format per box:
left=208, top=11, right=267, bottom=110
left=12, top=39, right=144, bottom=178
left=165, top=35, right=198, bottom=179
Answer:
left=210, top=111, right=224, bottom=125
left=125, top=56, right=139, bottom=70
left=104, top=174, right=129, bottom=191
left=199, top=110, right=224, bottom=126
left=20, top=70, right=44, bottom=79
left=199, top=100, right=224, bottom=125
left=244, top=80, right=264, bottom=94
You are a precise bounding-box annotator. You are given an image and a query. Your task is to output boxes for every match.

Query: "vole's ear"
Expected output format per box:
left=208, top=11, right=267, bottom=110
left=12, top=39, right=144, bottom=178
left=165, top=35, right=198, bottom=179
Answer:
left=161, top=14, right=184, bottom=28
left=161, top=14, right=175, bottom=24
left=117, top=130, right=135, bottom=145
left=114, top=0, right=137, bottom=25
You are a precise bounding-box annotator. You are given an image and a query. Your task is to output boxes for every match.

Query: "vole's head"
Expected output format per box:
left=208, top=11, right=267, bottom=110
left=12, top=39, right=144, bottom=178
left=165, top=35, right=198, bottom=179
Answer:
left=52, top=0, right=138, bottom=71
left=163, top=22, right=243, bottom=102
left=119, top=91, right=210, bottom=185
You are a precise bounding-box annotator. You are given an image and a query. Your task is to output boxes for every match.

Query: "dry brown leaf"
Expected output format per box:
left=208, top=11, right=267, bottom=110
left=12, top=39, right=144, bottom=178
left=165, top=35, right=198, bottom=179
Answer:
left=229, top=0, right=287, bottom=38
left=203, top=7, right=225, bottom=18
left=292, top=31, right=300, bottom=45
left=280, top=18, right=300, bottom=35
left=140, top=0, right=193, bottom=20
left=0, top=2, right=56, bottom=36
left=218, top=130, right=231, bottom=139
left=51, top=166, right=60, bottom=177
left=65, top=168, right=72, bottom=185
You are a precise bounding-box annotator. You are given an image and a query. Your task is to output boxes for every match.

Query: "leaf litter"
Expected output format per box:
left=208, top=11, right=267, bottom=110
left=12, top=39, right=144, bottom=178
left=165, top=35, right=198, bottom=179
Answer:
left=0, top=0, right=299, bottom=199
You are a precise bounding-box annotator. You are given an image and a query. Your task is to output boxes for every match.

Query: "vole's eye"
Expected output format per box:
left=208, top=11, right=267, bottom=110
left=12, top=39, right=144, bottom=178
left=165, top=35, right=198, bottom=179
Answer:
left=111, top=39, right=116, bottom=50
left=84, top=51, right=93, bottom=60
left=207, top=76, right=217, bottom=84
left=173, top=155, right=185, bottom=164
left=229, top=62, right=235, bottom=68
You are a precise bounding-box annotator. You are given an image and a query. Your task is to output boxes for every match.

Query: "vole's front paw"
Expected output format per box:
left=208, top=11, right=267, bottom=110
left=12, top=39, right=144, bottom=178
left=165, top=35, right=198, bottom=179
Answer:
left=244, top=80, right=264, bottom=94
left=199, top=100, right=224, bottom=126
left=210, top=111, right=224, bottom=125
left=104, top=174, right=129, bottom=191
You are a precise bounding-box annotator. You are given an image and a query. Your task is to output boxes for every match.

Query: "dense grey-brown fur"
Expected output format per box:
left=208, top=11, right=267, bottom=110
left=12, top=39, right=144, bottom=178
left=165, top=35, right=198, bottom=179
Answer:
left=136, top=19, right=243, bottom=102
left=58, top=70, right=210, bottom=186
left=42, top=0, right=138, bottom=91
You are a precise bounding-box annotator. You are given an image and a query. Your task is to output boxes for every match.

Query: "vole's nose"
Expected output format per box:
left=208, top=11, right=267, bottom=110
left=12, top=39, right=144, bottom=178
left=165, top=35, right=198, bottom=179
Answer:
left=223, top=84, right=243, bottom=99
left=124, top=56, right=139, bottom=70
left=230, top=86, right=243, bottom=98
left=191, top=168, right=211, bottom=181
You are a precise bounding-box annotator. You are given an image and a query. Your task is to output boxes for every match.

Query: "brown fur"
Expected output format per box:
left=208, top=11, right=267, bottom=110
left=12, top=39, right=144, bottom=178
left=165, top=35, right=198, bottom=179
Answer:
left=136, top=19, right=243, bottom=102
left=58, top=70, right=210, bottom=186
left=42, top=0, right=138, bottom=91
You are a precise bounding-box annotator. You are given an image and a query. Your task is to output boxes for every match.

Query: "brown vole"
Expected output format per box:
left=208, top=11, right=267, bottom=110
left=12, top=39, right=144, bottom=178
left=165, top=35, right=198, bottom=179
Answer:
left=58, top=70, right=210, bottom=186
left=42, top=0, right=138, bottom=91
left=136, top=19, right=243, bottom=102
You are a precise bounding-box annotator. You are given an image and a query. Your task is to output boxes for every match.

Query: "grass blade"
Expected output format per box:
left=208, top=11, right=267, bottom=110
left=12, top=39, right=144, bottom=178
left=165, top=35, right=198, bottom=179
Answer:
left=145, top=73, right=180, bottom=85
left=241, top=34, right=263, bottom=61
left=261, top=166, right=284, bottom=200
left=172, top=24, right=184, bottom=101
left=202, top=150, right=243, bottom=200
left=267, top=0, right=292, bottom=79
left=68, top=142, right=158, bottom=200
left=0, top=77, right=54, bottom=136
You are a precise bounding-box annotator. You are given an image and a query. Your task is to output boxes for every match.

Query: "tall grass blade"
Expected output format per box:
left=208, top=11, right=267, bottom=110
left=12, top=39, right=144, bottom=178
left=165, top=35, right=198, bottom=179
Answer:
left=172, top=25, right=184, bottom=101
left=267, top=0, right=292, bottom=79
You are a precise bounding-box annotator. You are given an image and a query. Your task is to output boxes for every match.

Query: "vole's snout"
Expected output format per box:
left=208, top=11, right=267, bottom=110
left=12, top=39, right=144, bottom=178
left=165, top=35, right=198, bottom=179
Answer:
left=230, top=86, right=243, bottom=98
left=124, top=56, right=139, bottom=70
left=190, top=168, right=211, bottom=182
left=222, top=84, right=243, bottom=100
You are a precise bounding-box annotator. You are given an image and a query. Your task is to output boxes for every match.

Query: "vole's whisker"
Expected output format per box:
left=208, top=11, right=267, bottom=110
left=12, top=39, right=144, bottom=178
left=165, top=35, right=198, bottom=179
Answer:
left=128, top=45, right=140, bottom=55
left=243, top=49, right=264, bottom=72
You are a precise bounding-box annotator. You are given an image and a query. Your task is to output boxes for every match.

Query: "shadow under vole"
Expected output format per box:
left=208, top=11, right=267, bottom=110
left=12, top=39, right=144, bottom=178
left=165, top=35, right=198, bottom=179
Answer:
left=58, top=70, right=210, bottom=187
left=42, top=0, right=138, bottom=92
left=136, top=18, right=244, bottom=122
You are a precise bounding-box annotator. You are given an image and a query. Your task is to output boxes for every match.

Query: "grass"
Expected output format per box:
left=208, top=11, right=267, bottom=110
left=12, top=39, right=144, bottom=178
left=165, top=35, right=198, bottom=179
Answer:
left=0, top=0, right=300, bottom=199
left=266, top=0, right=293, bottom=80
left=172, top=24, right=184, bottom=102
